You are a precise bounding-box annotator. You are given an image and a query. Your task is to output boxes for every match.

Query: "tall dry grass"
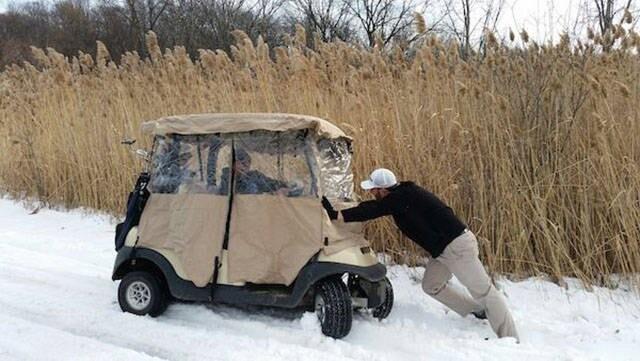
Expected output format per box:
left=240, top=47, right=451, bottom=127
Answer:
left=1, top=27, right=639, bottom=286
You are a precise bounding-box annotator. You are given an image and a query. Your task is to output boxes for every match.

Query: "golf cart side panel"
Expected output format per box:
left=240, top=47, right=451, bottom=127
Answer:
left=224, top=130, right=325, bottom=286
left=227, top=195, right=324, bottom=285
left=136, top=134, right=233, bottom=287
left=137, top=194, right=228, bottom=287
left=112, top=246, right=211, bottom=301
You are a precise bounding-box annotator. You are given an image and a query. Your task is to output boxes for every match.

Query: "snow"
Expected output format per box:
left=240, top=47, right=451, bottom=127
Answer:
left=0, top=198, right=638, bottom=361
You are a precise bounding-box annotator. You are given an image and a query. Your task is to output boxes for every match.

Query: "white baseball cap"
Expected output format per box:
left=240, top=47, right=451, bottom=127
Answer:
left=360, top=168, right=398, bottom=190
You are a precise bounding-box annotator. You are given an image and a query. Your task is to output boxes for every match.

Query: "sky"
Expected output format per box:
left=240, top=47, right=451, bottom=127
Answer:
left=0, top=0, right=591, bottom=42
left=498, top=0, right=584, bottom=41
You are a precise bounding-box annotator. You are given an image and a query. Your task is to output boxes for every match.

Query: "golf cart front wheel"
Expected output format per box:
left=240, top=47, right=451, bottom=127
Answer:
left=315, top=277, right=352, bottom=339
left=118, top=271, right=168, bottom=317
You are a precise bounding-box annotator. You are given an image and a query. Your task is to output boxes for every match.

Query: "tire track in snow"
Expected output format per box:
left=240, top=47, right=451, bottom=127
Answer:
left=0, top=313, right=168, bottom=361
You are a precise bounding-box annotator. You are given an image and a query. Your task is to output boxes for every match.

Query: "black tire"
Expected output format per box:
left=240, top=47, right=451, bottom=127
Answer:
left=314, top=277, right=352, bottom=339
left=372, top=277, right=393, bottom=320
left=150, top=282, right=170, bottom=317
left=118, top=271, right=168, bottom=317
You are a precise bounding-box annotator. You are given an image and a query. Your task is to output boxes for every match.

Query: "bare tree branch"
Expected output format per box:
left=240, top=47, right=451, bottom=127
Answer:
left=347, top=0, right=418, bottom=47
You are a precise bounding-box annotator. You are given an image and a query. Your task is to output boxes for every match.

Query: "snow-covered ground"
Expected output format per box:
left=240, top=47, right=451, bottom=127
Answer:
left=0, top=198, right=638, bottom=361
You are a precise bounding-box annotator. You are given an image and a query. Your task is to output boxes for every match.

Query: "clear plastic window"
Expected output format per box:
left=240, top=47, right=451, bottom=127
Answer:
left=317, top=138, right=354, bottom=200
left=223, top=131, right=317, bottom=197
left=149, top=134, right=231, bottom=194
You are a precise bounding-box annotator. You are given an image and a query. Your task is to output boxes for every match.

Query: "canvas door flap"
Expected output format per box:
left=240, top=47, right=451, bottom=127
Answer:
left=138, top=194, right=172, bottom=248
left=138, top=193, right=229, bottom=287
left=321, top=214, right=370, bottom=255
left=321, top=200, right=370, bottom=255
left=227, top=195, right=323, bottom=285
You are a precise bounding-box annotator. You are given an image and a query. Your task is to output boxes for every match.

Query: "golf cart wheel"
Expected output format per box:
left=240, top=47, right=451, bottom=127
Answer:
left=118, top=271, right=168, bottom=317
left=315, top=277, right=352, bottom=339
left=372, top=277, right=393, bottom=320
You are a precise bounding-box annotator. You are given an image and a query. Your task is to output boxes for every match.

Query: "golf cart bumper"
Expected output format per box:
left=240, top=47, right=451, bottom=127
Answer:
left=303, top=261, right=386, bottom=283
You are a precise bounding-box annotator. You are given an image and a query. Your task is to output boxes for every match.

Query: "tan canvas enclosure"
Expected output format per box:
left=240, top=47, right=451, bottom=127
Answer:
left=136, top=113, right=370, bottom=287
left=321, top=201, right=369, bottom=255
left=322, top=218, right=369, bottom=255
left=227, top=195, right=324, bottom=285
left=142, top=113, right=350, bottom=140
left=226, top=197, right=366, bottom=285
left=138, top=194, right=229, bottom=287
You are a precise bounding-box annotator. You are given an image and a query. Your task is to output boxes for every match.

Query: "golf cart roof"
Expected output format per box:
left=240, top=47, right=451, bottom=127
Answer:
left=141, top=113, right=350, bottom=140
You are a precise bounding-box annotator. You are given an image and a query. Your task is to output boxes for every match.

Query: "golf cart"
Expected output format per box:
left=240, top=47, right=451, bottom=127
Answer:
left=112, top=113, right=393, bottom=338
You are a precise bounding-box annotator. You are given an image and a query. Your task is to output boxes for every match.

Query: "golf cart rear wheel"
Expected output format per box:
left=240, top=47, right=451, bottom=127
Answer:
left=118, top=271, right=168, bottom=317
left=315, top=277, right=352, bottom=339
left=372, top=277, right=393, bottom=320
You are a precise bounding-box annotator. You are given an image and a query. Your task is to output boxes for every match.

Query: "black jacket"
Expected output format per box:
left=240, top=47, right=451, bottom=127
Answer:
left=341, top=182, right=467, bottom=257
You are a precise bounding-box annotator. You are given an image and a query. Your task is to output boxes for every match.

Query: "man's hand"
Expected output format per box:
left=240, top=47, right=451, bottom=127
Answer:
left=322, top=196, right=338, bottom=220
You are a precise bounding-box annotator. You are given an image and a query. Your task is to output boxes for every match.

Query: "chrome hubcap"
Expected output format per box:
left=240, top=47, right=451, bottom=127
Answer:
left=126, top=281, right=151, bottom=311
left=314, top=294, right=326, bottom=324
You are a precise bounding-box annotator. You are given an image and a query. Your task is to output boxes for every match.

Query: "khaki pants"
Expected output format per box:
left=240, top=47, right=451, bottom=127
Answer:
left=422, top=230, right=519, bottom=340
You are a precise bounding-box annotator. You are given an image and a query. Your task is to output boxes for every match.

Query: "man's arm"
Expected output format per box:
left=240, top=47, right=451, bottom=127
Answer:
left=340, top=200, right=393, bottom=222
left=322, top=196, right=396, bottom=222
